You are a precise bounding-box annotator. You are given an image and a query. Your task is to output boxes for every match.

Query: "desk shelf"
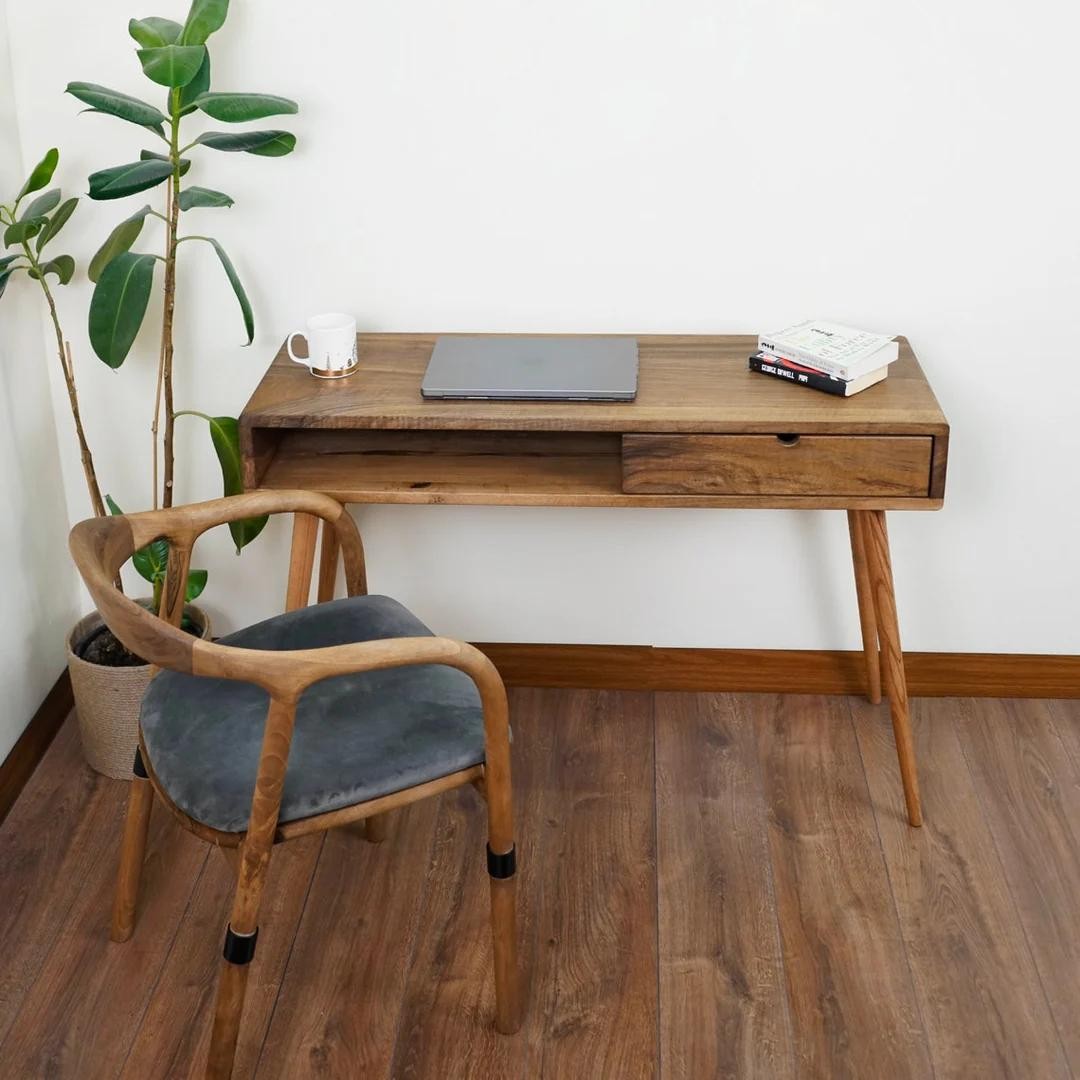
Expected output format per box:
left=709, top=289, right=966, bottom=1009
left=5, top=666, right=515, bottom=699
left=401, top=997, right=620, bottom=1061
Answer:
left=253, top=429, right=942, bottom=510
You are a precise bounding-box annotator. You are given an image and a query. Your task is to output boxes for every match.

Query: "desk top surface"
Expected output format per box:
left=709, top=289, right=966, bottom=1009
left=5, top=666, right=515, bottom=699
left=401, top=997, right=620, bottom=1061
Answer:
left=241, top=334, right=948, bottom=436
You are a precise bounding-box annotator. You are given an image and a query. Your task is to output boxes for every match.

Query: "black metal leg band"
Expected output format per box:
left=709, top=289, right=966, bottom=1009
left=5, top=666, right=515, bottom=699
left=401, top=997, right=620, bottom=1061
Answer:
left=223, top=925, right=259, bottom=965
left=487, top=843, right=516, bottom=879
left=132, top=747, right=148, bottom=779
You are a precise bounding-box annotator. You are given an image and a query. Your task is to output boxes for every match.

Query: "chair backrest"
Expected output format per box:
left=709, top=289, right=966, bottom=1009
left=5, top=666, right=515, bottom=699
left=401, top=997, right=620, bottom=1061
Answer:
left=68, top=489, right=367, bottom=683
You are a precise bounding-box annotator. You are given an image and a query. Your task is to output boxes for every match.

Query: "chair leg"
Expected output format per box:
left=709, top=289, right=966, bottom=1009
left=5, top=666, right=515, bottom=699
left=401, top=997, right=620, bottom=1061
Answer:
left=847, top=509, right=882, bottom=704
left=483, top=758, right=520, bottom=1033
left=207, top=695, right=296, bottom=1078
left=488, top=854, right=520, bottom=1034
left=861, top=510, right=923, bottom=828
left=111, top=748, right=154, bottom=943
left=364, top=812, right=390, bottom=843
left=206, top=948, right=255, bottom=1080
left=206, top=840, right=271, bottom=1080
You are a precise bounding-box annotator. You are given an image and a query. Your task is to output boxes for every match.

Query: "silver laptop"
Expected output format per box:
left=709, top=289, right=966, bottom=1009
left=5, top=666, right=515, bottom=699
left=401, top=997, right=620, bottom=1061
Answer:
left=421, top=336, right=638, bottom=401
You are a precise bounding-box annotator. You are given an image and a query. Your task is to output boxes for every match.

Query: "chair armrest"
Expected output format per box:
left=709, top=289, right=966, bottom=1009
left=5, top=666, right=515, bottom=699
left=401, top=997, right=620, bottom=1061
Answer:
left=194, top=632, right=514, bottom=842
left=192, top=633, right=502, bottom=704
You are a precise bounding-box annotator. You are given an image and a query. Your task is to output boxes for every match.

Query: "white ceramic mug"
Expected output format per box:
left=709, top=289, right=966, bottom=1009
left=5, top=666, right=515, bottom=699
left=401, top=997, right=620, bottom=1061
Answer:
left=287, top=313, right=358, bottom=378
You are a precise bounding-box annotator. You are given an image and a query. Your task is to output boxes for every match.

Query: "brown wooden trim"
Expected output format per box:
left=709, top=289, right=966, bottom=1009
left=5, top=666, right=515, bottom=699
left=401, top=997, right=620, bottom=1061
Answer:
left=474, top=644, right=1080, bottom=699
left=4, top=647, right=1076, bottom=829
left=0, top=670, right=72, bottom=825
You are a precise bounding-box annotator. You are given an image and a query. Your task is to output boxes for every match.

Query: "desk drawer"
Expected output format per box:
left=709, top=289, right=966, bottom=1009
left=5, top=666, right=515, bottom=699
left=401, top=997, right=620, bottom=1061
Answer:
left=621, top=434, right=932, bottom=497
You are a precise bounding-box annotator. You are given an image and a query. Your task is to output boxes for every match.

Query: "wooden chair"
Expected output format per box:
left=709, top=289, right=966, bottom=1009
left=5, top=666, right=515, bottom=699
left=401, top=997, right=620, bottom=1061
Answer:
left=68, top=490, right=520, bottom=1079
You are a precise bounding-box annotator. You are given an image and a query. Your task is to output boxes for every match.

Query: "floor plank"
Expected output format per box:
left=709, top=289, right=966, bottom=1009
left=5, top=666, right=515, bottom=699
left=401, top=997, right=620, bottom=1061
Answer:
left=3, top=694, right=1079, bottom=1078
left=532, top=690, right=658, bottom=1080
left=255, top=801, right=441, bottom=1078
left=0, top=796, right=208, bottom=1076
left=755, top=694, right=932, bottom=1079
left=389, top=686, right=563, bottom=1079
left=0, top=723, right=106, bottom=1044
left=854, top=696, right=1070, bottom=1080
left=953, top=696, right=1080, bottom=1074
left=119, top=834, right=324, bottom=1079
left=655, top=692, right=795, bottom=1079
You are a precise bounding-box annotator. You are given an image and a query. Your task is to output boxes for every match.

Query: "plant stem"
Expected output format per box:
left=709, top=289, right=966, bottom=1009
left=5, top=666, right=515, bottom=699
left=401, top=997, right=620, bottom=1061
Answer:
left=160, top=91, right=183, bottom=510
left=21, top=240, right=107, bottom=520
left=151, top=182, right=170, bottom=510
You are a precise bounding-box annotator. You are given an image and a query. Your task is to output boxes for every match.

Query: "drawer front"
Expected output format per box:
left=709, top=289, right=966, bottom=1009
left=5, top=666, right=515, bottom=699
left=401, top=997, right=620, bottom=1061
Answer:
left=621, top=434, right=933, bottom=496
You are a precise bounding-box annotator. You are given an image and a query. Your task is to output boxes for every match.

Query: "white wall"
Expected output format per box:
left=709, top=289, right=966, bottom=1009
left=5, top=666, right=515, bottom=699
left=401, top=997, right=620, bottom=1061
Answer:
left=5, top=0, right=1079, bottom=656
left=0, top=0, right=82, bottom=761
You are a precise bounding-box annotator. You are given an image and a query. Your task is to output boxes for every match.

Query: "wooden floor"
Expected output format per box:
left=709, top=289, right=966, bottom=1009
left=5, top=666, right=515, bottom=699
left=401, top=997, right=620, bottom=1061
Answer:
left=2, top=690, right=1079, bottom=1079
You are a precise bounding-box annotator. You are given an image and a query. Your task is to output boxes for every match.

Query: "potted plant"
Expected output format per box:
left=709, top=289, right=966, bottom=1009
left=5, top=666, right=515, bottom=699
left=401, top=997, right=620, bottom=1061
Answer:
left=2, top=0, right=298, bottom=779
left=1, top=148, right=212, bottom=778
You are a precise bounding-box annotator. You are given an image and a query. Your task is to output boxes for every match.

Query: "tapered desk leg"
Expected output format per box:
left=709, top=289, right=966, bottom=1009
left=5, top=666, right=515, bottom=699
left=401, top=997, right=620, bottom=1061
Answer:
left=859, top=510, right=923, bottom=827
left=285, top=513, right=319, bottom=612
left=847, top=510, right=882, bottom=705
left=317, top=519, right=340, bottom=603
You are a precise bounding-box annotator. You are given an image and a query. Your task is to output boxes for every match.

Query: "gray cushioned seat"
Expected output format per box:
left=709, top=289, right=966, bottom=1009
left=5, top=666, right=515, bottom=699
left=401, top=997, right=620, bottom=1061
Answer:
left=140, top=595, right=485, bottom=833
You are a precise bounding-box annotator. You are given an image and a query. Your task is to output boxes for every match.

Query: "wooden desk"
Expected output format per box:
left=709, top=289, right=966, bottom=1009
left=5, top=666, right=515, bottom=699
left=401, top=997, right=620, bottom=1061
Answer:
left=240, top=333, right=949, bottom=826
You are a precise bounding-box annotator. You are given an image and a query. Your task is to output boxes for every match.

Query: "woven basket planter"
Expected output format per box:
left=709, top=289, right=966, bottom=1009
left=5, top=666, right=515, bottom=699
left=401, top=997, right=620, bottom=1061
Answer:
left=66, top=602, right=210, bottom=780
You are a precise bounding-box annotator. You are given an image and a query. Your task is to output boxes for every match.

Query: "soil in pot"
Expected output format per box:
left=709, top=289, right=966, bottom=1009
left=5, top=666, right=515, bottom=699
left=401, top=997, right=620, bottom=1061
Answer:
left=76, top=612, right=204, bottom=667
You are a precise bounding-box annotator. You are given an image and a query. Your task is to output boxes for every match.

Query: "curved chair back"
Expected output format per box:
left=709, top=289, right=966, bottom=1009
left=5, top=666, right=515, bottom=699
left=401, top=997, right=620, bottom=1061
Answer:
left=68, top=489, right=367, bottom=686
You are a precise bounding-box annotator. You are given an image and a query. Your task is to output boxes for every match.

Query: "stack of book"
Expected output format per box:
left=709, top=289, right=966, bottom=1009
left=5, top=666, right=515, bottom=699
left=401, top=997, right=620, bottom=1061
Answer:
left=749, top=320, right=900, bottom=397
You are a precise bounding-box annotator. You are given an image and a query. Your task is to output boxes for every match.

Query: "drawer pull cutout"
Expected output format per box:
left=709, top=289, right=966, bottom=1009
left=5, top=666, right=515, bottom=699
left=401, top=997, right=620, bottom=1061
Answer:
left=776, top=433, right=801, bottom=447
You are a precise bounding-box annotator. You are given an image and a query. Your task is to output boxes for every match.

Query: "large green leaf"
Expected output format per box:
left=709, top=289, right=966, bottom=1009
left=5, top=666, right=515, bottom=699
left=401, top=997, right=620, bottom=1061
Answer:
left=194, top=92, right=298, bottom=123
left=36, top=197, right=78, bottom=252
left=178, top=50, right=211, bottom=114
left=206, top=415, right=267, bottom=551
left=88, top=159, right=173, bottom=200
left=128, top=16, right=183, bottom=47
left=88, top=252, right=156, bottom=368
left=3, top=216, right=46, bottom=246
left=185, top=569, right=208, bottom=600
left=66, top=83, right=167, bottom=128
left=177, top=186, right=233, bottom=210
left=20, top=188, right=61, bottom=220
left=132, top=536, right=169, bottom=584
left=17, top=148, right=58, bottom=201
left=88, top=204, right=153, bottom=282
left=140, top=148, right=190, bottom=176
left=194, top=130, right=295, bottom=156
left=106, top=496, right=168, bottom=584
left=29, top=255, right=75, bottom=285
left=201, top=237, right=253, bottom=343
left=179, top=0, right=228, bottom=45
left=136, top=44, right=207, bottom=88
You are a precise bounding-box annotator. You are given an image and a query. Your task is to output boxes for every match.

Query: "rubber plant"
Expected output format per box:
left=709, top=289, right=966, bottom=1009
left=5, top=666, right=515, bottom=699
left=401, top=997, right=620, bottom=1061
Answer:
left=0, top=149, right=106, bottom=519
left=67, top=0, right=297, bottom=582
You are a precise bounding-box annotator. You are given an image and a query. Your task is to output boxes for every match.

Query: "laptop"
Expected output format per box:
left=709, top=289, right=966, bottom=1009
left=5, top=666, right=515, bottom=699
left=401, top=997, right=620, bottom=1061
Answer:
left=421, top=336, right=639, bottom=401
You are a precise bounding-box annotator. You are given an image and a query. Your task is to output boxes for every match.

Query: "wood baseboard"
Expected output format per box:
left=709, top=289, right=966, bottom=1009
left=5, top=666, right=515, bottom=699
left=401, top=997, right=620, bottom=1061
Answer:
left=474, top=644, right=1080, bottom=699
left=3, top=650, right=1076, bottom=828
left=0, top=671, right=72, bottom=825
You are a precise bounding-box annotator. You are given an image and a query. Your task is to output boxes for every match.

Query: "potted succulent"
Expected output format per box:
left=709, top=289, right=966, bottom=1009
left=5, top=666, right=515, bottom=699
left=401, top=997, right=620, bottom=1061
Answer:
left=2, top=0, right=298, bottom=778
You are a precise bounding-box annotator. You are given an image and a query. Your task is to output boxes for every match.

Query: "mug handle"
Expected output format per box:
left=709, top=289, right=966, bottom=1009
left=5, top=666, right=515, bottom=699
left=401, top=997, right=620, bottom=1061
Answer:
left=286, top=331, right=309, bottom=365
